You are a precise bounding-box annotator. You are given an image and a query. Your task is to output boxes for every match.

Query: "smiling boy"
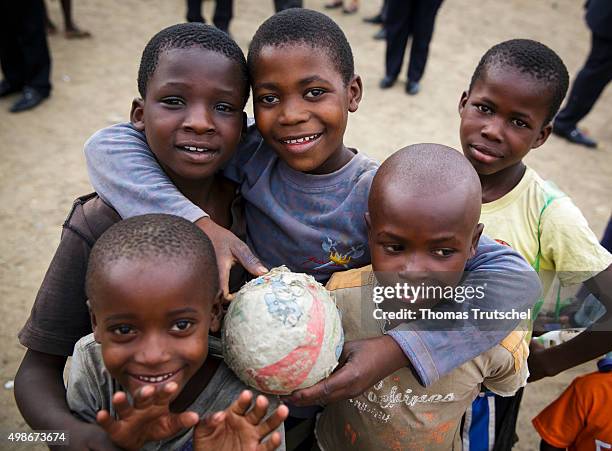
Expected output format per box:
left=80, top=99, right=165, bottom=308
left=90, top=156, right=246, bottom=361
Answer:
left=15, top=23, right=254, bottom=449
left=67, top=214, right=286, bottom=450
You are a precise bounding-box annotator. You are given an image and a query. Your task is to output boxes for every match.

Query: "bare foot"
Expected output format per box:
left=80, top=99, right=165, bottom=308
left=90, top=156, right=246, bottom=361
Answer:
left=65, top=26, right=92, bottom=39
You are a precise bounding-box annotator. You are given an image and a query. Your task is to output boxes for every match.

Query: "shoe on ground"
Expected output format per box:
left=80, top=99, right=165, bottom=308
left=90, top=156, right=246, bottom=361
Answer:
left=0, top=80, right=21, bottom=98
left=342, top=5, right=358, bottom=14
left=373, top=28, right=386, bottom=40
left=552, top=123, right=597, bottom=148
left=9, top=87, right=48, bottom=113
left=406, top=80, right=420, bottom=95
left=363, top=14, right=383, bottom=24
left=324, top=1, right=342, bottom=9
left=379, top=75, right=396, bottom=89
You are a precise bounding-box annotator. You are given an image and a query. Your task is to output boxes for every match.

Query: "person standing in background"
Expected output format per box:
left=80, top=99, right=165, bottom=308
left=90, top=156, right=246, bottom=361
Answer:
left=552, top=0, right=612, bottom=148
left=379, top=0, right=444, bottom=95
left=274, top=0, right=302, bottom=12
left=186, top=0, right=233, bottom=34
left=0, top=0, right=52, bottom=112
left=44, top=0, right=91, bottom=39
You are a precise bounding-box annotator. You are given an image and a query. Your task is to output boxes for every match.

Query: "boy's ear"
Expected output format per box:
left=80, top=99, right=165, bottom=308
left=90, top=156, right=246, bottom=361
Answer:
left=470, top=223, right=485, bottom=258
left=458, top=91, right=469, bottom=115
left=209, top=291, right=223, bottom=333
left=130, top=97, right=145, bottom=131
left=88, top=301, right=102, bottom=343
left=347, top=74, right=363, bottom=113
left=532, top=123, right=552, bottom=149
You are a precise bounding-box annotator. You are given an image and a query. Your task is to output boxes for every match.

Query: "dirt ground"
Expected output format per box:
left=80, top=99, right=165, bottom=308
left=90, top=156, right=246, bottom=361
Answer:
left=0, top=0, right=610, bottom=449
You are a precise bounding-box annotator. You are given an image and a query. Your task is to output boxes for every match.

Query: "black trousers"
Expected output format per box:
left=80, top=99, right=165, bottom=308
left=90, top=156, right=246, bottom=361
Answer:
left=274, top=0, right=302, bottom=12
left=186, top=0, right=233, bottom=32
left=384, top=0, right=443, bottom=83
left=0, top=0, right=52, bottom=95
left=555, top=32, right=612, bottom=129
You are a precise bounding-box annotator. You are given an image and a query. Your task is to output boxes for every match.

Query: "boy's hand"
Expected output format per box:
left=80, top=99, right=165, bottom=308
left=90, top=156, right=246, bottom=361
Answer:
left=66, top=423, right=122, bottom=451
left=527, top=340, right=549, bottom=382
left=193, top=390, right=288, bottom=451
left=288, top=336, right=409, bottom=406
left=96, top=382, right=199, bottom=451
left=196, top=217, right=268, bottom=301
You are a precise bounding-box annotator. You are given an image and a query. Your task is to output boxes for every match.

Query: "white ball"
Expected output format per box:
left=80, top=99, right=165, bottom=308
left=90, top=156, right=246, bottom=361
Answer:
left=223, top=266, right=344, bottom=395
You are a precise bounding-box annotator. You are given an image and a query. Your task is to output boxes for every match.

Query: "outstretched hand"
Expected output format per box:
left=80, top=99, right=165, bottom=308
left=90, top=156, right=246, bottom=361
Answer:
left=96, top=382, right=199, bottom=451
left=193, top=390, right=288, bottom=451
left=196, top=217, right=268, bottom=301
left=288, top=336, right=409, bottom=406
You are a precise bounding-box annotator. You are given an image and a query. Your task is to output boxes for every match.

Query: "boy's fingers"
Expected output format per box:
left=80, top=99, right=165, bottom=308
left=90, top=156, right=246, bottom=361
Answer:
left=132, top=385, right=156, bottom=410
left=256, top=404, right=289, bottom=437
left=231, top=390, right=254, bottom=416
left=246, top=395, right=269, bottom=425
left=168, top=411, right=200, bottom=432
left=96, top=409, right=115, bottom=431
left=153, top=381, right=178, bottom=407
left=231, top=240, right=268, bottom=277
left=258, top=432, right=282, bottom=451
left=111, top=391, right=134, bottom=418
left=289, top=370, right=351, bottom=406
left=196, top=411, right=226, bottom=438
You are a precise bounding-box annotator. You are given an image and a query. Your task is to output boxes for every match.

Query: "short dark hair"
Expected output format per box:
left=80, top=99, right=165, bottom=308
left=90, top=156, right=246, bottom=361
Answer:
left=248, top=8, right=354, bottom=85
left=138, top=23, right=249, bottom=104
left=469, top=39, right=569, bottom=125
left=86, top=214, right=218, bottom=300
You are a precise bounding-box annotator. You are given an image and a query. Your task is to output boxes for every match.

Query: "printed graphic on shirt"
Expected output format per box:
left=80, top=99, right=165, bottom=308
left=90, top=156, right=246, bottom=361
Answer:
left=302, top=237, right=366, bottom=271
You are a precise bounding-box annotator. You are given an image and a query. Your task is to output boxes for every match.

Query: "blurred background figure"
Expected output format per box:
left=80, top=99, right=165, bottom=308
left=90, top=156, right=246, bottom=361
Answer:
left=552, top=0, right=612, bottom=148
left=186, top=0, right=233, bottom=34
left=273, top=0, right=302, bottom=13
left=324, top=0, right=359, bottom=15
left=363, top=0, right=387, bottom=40
left=0, top=0, right=52, bottom=112
left=380, top=0, right=444, bottom=95
left=44, top=0, right=91, bottom=39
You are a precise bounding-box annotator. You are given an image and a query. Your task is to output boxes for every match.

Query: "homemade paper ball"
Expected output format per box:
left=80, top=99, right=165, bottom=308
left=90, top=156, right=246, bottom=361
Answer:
left=222, top=266, right=344, bottom=395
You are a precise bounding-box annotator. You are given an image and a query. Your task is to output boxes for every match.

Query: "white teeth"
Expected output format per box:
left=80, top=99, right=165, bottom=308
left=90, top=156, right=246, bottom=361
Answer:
left=183, top=146, right=208, bottom=153
left=284, top=134, right=319, bottom=144
left=136, top=372, right=174, bottom=383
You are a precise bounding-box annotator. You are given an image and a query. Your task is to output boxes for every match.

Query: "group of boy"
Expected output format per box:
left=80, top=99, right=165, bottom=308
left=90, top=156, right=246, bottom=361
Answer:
left=14, top=7, right=612, bottom=451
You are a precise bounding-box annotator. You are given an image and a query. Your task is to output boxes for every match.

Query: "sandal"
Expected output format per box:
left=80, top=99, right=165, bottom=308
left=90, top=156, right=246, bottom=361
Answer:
left=342, top=1, right=358, bottom=14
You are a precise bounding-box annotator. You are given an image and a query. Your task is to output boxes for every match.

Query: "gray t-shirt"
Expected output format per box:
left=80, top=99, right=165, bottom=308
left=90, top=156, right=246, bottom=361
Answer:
left=67, top=334, right=285, bottom=451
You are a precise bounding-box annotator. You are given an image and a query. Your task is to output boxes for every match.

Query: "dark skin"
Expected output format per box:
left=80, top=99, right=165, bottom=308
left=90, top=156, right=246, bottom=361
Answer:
left=291, top=152, right=484, bottom=406
left=14, top=47, right=250, bottom=449
left=458, top=67, right=612, bottom=381
left=540, top=439, right=565, bottom=451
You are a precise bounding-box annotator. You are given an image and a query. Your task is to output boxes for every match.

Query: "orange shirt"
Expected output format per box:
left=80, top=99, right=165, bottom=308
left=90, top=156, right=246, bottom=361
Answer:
left=532, top=371, right=612, bottom=451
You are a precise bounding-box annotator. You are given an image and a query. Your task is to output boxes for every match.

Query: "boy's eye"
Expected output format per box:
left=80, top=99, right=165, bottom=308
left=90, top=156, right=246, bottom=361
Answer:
left=259, top=94, right=279, bottom=105
left=170, top=320, right=193, bottom=332
left=512, top=118, right=529, bottom=128
left=215, top=103, right=235, bottom=113
left=382, top=244, right=403, bottom=254
left=432, top=249, right=455, bottom=257
left=475, top=104, right=492, bottom=114
left=111, top=325, right=135, bottom=335
left=305, top=88, right=326, bottom=99
left=161, top=97, right=185, bottom=106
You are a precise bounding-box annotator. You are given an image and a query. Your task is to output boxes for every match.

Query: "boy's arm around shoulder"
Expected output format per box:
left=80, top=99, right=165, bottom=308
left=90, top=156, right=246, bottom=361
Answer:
left=482, top=330, right=529, bottom=396
left=387, top=236, right=541, bottom=386
left=84, top=123, right=206, bottom=222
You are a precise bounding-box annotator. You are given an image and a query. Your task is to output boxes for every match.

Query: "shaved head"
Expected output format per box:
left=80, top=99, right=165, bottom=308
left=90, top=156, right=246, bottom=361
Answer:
left=370, top=143, right=482, bottom=228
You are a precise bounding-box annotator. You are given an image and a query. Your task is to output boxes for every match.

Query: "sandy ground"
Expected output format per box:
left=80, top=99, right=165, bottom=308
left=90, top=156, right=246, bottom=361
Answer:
left=0, top=0, right=610, bottom=449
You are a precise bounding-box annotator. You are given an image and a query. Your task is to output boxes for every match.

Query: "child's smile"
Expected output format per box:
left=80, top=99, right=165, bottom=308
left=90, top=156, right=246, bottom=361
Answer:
left=252, top=44, right=361, bottom=174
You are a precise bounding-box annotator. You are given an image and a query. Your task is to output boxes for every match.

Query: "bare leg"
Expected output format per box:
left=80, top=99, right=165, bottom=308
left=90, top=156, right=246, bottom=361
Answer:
left=60, top=0, right=91, bottom=38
